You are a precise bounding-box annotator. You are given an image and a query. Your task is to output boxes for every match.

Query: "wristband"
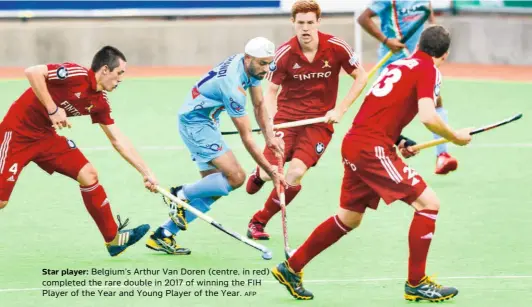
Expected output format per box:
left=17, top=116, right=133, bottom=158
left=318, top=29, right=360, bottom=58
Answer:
left=395, top=135, right=417, bottom=147
left=383, top=37, right=389, bottom=44
left=48, top=105, right=59, bottom=116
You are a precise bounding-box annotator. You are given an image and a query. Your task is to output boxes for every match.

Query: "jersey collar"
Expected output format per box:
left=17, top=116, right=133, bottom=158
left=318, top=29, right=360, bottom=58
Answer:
left=412, top=50, right=434, bottom=62
left=88, top=69, right=98, bottom=91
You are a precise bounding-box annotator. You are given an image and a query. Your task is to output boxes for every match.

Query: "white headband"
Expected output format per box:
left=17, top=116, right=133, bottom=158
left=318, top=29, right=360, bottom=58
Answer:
left=244, top=37, right=275, bottom=58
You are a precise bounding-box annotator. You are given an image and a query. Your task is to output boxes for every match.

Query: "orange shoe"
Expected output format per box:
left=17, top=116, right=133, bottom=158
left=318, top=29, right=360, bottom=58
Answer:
left=435, top=152, right=458, bottom=175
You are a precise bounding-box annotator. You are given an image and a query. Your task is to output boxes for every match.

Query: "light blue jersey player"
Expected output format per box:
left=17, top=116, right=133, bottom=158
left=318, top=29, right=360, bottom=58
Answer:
left=146, top=37, right=286, bottom=255
left=177, top=53, right=261, bottom=171
left=358, top=0, right=458, bottom=175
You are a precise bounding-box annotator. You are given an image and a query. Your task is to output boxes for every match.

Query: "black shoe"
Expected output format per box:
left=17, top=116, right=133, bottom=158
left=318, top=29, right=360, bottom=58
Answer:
left=272, top=261, right=313, bottom=300
left=106, top=215, right=150, bottom=257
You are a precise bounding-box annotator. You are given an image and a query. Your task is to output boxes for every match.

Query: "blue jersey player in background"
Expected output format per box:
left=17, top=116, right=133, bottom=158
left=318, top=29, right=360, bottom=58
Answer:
left=146, top=37, right=286, bottom=255
left=358, top=0, right=458, bottom=175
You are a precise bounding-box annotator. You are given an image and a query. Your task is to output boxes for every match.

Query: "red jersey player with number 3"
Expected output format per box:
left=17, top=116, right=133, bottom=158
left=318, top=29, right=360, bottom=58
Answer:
left=272, top=26, right=473, bottom=301
left=246, top=0, right=368, bottom=240
left=0, top=46, right=159, bottom=257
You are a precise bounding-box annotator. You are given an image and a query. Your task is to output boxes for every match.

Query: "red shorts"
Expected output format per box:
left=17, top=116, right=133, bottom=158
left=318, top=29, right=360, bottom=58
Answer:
left=0, top=127, right=89, bottom=201
left=263, top=123, right=333, bottom=168
left=339, top=137, right=427, bottom=213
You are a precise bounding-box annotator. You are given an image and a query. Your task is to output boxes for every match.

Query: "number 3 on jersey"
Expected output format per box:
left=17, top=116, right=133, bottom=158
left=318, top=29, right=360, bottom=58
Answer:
left=367, top=67, right=402, bottom=97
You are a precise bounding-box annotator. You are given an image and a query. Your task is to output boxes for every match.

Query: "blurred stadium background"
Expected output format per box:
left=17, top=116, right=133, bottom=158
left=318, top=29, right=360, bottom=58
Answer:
left=0, top=1, right=530, bottom=307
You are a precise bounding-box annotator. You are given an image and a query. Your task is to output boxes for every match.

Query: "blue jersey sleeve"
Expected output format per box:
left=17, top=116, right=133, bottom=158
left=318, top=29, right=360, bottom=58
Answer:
left=220, top=77, right=247, bottom=118
left=250, top=77, right=261, bottom=87
left=369, top=0, right=390, bottom=15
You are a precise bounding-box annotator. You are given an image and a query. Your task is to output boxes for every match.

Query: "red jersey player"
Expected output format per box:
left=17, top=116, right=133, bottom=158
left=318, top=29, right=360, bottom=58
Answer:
left=245, top=0, right=368, bottom=240
left=271, top=25, right=472, bottom=301
left=0, top=46, right=158, bottom=257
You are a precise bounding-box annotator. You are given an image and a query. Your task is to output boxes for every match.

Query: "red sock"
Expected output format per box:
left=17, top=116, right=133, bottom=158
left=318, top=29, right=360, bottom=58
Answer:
left=408, top=209, right=438, bottom=285
left=252, top=184, right=302, bottom=225
left=80, top=182, right=118, bottom=243
left=288, top=215, right=352, bottom=272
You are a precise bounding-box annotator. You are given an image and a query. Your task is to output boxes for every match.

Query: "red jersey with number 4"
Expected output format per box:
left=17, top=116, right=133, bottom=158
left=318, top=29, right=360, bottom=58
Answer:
left=347, top=51, right=442, bottom=147
left=266, top=31, right=360, bottom=123
left=1, top=63, right=114, bottom=140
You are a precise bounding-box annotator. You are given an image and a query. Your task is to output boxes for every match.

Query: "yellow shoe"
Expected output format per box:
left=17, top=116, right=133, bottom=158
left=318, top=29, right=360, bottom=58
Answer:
left=162, top=186, right=188, bottom=231
left=272, top=261, right=313, bottom=300
left=404, top=275, right=458, bottom=302
left=145, top=230, right=191, bottom=255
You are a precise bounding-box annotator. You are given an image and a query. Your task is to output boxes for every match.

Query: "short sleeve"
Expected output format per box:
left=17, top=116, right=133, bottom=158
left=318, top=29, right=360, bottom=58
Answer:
left=46, top=63, right=88, bottom=86
left=416, top=65, right=441, bottom=102
left=220, top=78, right=247, bottom=118
left=266, top=44, right=292, bottom=85
left=369, top=0, right=391, bottom=15
left=329, top=37, right=360, bottom=75
left=90, top=93, right=115, bottom=125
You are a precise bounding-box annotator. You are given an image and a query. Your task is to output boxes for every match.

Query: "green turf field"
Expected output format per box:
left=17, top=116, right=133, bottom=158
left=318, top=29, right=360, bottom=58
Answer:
left=0, top=75, right=531, bottom=307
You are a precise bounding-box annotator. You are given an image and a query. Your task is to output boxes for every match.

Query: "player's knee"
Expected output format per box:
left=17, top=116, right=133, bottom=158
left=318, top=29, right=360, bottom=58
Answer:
left=77, top=163, right=99, bottom=186
left=337, top=208, right=363, bottom=229
left=227, top=168, right=246, bottom=189
left=286, top=164, right=308, bottom=185
left=0, top=200, right=8, bottom=209
left=412, top=188, right=440, bottom=211
left=424, top=199, right=440, bottom=211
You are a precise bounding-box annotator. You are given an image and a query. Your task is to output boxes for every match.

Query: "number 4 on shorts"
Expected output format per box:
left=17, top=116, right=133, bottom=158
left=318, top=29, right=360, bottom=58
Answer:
left=9, top=163, right=18, bottom=175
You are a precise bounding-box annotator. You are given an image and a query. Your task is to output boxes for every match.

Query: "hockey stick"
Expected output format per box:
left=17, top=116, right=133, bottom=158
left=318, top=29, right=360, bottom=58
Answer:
left=221, top=116, right=327, bottom=135
left=367, top=6, right=431, bottom=80
left=277, top=158, right=293, bottom=259
left=156, top=186, right=273, bottom=260
left=410, top=113, right=523, bottom=151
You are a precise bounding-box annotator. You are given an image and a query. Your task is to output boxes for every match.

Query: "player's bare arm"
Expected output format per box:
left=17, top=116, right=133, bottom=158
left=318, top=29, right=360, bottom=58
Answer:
left=418, top=98, right=471, bottom=145
left=24, top=64, right=71, bottom=129
left=231, top=115, right=286, bottom=189
left=249, top=85, right=284, bottom=157
left=325, top=66, right=368, bottom=124
left=264, top=82, right=281, bottom=122
left=357, top=8, right=405, bottom=53
left=428, top=2, right=436, bottom=24
left=99, top=123, right=159, bottom=192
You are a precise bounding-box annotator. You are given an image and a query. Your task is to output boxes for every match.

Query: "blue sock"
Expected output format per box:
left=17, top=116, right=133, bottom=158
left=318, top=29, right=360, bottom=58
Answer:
left=161, top=197, right=216, bottom=235
left=433, top=107, right=448, bottom=156
left=182, top=173, right=233, bottom=200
